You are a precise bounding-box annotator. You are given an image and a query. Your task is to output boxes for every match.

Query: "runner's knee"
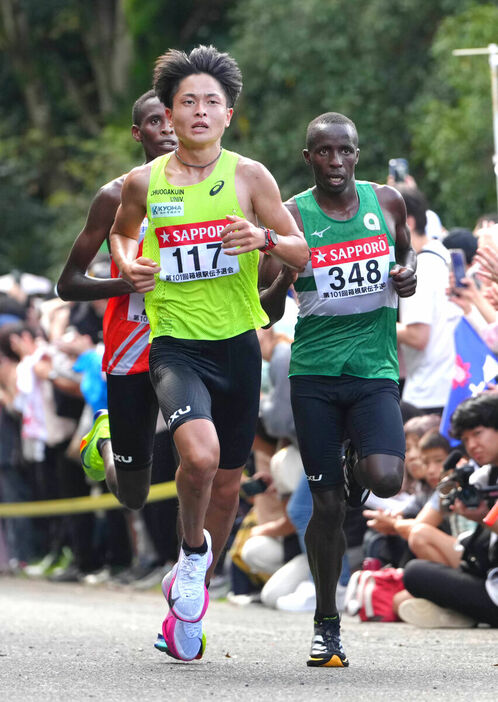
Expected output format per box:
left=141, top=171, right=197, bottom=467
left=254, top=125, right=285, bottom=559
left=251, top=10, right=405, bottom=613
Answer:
left=309, top=487, right=345, bottom=531
left=361, top=455, right=404, bottom=498
left=178, top=443, right=219, bottom=485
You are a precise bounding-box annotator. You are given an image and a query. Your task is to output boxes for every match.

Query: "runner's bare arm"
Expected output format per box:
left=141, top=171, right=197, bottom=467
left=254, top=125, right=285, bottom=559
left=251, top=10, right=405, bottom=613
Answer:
left=376, top=185, right=417, bottom=298
left=257, top=199, right=302, bottom=325
left=221, top=162, right=309, bottom=270
left=57, top=179, right=134, bottom=301
left=110, top=167, right=160, bottom=293
left=258, top=254, right=297, bottom=327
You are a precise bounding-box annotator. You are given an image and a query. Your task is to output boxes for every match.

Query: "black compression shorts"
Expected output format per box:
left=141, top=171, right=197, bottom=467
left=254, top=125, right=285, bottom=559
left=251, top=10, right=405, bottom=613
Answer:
left=106, top=371, right=159, bottom=471
left=290, top=374, right=405, bottom=491
left=148, top=330, right=261, bottom=470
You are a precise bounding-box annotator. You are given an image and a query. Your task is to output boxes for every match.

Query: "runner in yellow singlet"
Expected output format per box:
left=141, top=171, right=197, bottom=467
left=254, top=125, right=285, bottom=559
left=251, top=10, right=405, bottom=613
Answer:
left=110, top=46, right=309, bottom=662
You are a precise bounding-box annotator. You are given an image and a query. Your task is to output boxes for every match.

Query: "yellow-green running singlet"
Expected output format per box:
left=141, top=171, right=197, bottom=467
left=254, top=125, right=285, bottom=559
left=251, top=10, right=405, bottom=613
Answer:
left=142, top=149, right=268, bottom=341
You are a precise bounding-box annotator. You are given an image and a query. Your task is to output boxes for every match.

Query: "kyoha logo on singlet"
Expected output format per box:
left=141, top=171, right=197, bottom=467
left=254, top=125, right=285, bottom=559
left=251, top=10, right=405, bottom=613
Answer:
left=155, top=219, right=230, bottom=246
left=151, top=202, right=184, bottom=218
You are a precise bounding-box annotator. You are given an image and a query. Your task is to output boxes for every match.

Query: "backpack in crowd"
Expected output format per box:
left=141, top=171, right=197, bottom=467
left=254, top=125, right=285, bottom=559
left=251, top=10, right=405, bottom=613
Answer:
left=344, top=567, right=405, bottom=622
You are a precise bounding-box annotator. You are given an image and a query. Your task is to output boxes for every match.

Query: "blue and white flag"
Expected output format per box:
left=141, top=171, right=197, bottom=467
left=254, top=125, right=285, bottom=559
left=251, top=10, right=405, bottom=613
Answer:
left=440, top=317, right=498, bottom=443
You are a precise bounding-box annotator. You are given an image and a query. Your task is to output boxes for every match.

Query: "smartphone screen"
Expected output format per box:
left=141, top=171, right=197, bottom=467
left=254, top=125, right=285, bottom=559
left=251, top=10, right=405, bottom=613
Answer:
left=450, top=249, right=467, bottom=288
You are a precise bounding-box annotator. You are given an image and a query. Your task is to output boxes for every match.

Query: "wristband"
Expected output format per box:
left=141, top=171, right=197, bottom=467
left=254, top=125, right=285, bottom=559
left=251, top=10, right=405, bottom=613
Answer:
left=259, top=227, right=278, bottom=254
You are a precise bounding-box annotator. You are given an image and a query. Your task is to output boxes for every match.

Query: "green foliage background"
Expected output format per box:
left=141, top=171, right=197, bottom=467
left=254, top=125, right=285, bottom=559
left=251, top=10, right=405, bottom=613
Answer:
left=0, top=0, right=497, bottom=279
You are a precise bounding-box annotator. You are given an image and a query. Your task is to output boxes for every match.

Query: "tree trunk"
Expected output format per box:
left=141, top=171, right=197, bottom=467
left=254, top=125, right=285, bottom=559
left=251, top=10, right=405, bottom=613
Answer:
left=0, top=0, right=52, bottom=133
left=80, top=0, right=133, bottom=117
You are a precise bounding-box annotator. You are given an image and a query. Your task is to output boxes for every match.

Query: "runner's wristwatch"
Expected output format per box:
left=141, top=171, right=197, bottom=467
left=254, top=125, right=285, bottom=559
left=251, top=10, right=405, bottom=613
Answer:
left=259, top=227, right=278, bottom=254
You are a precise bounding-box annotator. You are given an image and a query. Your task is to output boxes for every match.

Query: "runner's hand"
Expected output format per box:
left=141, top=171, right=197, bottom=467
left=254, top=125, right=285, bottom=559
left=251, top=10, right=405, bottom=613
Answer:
left=390, top=265, right=416, bottom=297
left=122, top=256, right=160, bottom=292
left=221, top=215, right=266, bottom=255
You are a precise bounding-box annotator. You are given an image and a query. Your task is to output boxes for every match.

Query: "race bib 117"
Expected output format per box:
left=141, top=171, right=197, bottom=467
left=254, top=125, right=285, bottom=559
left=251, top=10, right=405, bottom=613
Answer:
left=155, top=219, right=239, bottom=283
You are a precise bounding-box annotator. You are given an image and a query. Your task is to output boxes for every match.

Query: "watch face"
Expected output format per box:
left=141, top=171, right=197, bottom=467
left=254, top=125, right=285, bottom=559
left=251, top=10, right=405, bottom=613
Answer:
left=269, top=230, right=278, bottom=246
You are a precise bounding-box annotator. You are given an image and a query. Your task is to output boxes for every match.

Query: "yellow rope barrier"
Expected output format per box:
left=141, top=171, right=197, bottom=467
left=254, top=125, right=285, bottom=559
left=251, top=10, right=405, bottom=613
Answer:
left=0, top=480, right=177, bottom=518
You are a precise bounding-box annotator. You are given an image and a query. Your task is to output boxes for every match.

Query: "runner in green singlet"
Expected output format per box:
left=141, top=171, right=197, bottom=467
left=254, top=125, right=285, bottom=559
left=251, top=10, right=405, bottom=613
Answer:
left=261, top=112, right=417, bottom=668
left=110, top=46, right=309, bottom=662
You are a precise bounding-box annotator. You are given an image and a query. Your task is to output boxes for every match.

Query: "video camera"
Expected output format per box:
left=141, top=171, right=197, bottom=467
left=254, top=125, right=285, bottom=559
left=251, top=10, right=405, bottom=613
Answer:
left=437, top=450, right=498, bottom=510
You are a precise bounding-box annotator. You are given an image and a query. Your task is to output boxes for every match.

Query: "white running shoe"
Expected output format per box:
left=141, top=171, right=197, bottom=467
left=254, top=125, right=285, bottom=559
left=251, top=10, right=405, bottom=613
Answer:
left=163, top=530, right=212, bottom=623
left=398, top=598, right=476, bottom=629
left=161, top=611, right=206, bottom=661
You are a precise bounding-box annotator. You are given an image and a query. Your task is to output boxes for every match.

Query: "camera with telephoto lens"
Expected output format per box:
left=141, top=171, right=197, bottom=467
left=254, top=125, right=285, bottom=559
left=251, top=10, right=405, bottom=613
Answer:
left=437, top=452, right=498, bottom=510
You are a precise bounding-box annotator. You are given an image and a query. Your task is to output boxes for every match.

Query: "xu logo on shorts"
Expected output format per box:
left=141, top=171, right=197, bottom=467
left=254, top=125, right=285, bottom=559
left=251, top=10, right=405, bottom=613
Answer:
left=168, top=405, right=191, bottom=429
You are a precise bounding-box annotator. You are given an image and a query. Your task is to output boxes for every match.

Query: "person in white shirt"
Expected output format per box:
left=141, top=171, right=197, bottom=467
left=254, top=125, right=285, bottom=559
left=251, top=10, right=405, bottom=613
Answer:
left=397, top=187, right=462, bottom=413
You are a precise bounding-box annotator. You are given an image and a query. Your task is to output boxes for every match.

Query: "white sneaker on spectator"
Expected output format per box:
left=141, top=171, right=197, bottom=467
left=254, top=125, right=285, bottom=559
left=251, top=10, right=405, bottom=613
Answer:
left=276, top=580, right=316, bottom=612
left=398, top=598, right=476, bottom=629
left=226, top=591, right=261, bottom=606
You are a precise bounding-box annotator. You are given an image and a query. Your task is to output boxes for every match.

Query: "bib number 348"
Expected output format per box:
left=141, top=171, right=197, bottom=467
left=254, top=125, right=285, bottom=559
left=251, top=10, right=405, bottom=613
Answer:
left=312, top=234, right=390, bottom=299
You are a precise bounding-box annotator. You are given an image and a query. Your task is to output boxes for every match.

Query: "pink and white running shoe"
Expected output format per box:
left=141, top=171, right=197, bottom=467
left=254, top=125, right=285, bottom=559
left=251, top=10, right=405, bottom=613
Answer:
left=161, top=612, right=206, bottom=661
left=162, top=529, right=212, bottom=623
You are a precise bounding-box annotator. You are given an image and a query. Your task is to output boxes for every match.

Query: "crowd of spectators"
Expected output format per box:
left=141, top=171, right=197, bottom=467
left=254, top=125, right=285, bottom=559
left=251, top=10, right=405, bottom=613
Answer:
left=1, top=186, right=497, bottom=630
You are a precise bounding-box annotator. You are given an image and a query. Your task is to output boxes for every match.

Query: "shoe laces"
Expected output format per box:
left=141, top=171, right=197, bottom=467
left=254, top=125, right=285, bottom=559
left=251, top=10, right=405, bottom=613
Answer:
left=177, top=553, right=206, bottom=596
left=312, top=620, right=344, bottom=654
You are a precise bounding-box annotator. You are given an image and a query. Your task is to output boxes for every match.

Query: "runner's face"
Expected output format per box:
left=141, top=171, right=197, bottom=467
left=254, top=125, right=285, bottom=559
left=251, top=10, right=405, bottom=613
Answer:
left=304, top=123, right=359, bottom=194
left=133, top=97, right=177, bottom=159
left=167, top=73, right=233, bottom=149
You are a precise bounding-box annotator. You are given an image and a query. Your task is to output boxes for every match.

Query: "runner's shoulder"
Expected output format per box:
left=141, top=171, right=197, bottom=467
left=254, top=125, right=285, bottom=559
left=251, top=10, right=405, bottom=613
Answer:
left=95, top=174, right=127, bottom=209
left=370, top=181, right=404, bottom=205
left=235, top=153, right=273, bottom=183
left=122, top=162, right=153, bottom=198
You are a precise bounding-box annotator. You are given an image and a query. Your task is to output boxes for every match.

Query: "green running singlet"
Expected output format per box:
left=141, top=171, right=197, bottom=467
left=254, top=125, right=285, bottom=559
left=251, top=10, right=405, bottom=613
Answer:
left=290, top=182, right=399, bottom=381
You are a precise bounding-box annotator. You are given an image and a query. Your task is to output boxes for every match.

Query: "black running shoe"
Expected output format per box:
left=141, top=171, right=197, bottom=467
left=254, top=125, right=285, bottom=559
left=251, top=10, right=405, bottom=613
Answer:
left=307, top=617, right=349, bottom=668
left=343, top=442, right=370, bottom=508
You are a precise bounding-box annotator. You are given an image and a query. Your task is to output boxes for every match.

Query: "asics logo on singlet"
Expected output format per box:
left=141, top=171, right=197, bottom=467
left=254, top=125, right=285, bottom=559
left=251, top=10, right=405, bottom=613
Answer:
left=168, top=405, right=191, bottom=429
left=310, top=226, right=331, bottom=238
left=114, top=453, right=132, bottom=464
left=307, top=474, right=323, bottom=482
left=209, top=180, right=225, bottom=196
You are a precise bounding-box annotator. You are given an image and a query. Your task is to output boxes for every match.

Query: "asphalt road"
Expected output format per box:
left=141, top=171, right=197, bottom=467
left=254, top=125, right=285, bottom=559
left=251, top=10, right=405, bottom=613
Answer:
left=1, top=576, right=497, bottom=701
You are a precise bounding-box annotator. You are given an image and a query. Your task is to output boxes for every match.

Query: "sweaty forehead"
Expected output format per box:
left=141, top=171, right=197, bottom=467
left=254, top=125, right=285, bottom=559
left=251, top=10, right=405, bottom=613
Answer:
left=175, top=73, right=226, bottom=101
left=141, top=97, right=164, bottom=119
left=307, top=122, right=358, bottom=150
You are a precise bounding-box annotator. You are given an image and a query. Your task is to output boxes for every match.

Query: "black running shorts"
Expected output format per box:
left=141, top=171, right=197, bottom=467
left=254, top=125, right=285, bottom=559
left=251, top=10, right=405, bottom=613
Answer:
left=290, top=374, right=405, bottom=491
left=106, top=371, right=158, bottom=471
left=148, top=330, right=261, bottom=470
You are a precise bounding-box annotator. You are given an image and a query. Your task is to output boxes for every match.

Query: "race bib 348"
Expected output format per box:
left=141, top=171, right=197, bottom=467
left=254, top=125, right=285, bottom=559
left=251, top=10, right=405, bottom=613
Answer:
left=311, top=234, right=390, bottom=299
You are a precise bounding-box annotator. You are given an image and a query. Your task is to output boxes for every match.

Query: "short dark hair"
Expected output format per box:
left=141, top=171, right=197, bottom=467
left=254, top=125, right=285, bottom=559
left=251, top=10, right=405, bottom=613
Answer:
left=404, top=413, right=441, bottom=438
left=306, top=112, right=358, bottom=150
left=153, top=45, right=243, bottom=109
left=475, top=212, right=498, bottom=230
left=397, top=186, right=427, bottom=235
left=132, top=90, right=158, bottom=126
left=442, top=228, right=478, bottom=265
left=450, top=393, right=498, bottom=438
left=0, top=322, right=36, bottom=362
left=419, top=430, right=450, bottom=454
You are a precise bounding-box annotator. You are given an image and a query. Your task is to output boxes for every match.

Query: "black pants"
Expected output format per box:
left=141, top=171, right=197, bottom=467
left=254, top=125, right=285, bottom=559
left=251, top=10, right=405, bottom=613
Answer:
left=404, top=559, right=498, bottom=627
